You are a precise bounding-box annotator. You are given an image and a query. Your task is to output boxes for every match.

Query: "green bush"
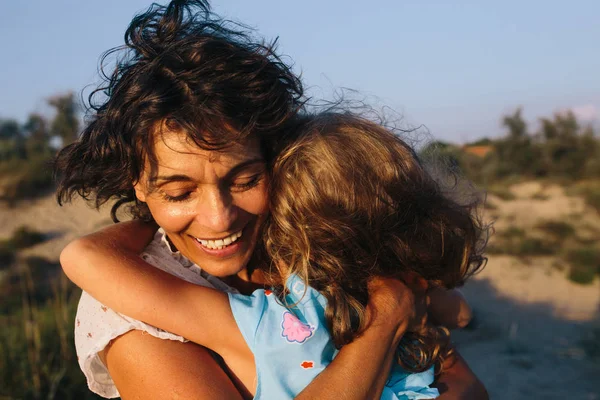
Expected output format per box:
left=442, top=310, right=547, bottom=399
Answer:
left=0, top=277, right=101, bottom=399
left=488, top=237, right=557, bottom=257
left=488, top=186, right=516, bottom=201
left=568, top=264, right=597, bottom=284
left=565, top=246, right=600, bottom=285
left=0, top=245, right=16, bottom=269
left=566, top=246, right=600, bottom=268
left=516, top=238, right=556, bottom=256
left=484, top=201, right=498, bottom=211
left=535, top=221, right=576, bottom=241
left=489, top=226, right=557, bottom=257
left=499, top=226, right=526, bottom=239
left=10, top=226, right=46, bottom=249
left=582, top=187, right=600, bottom=213
left=0, top=226, right=46, bottom=259
left=567, top=182, right=600, bottom=213
left=0, top=226, right=46, bottom=271
left=0, top=154, right=55, bottom=205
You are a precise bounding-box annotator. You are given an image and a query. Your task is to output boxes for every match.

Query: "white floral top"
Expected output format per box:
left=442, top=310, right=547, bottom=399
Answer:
left=74, top=228, right=237, bottom=398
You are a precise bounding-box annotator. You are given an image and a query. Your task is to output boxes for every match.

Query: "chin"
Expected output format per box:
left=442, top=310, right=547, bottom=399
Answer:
left=198, top=257, right=250, bottom=278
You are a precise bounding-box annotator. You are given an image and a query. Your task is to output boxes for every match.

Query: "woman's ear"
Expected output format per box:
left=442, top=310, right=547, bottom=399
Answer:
left=133, top=181, right=147, bottom=202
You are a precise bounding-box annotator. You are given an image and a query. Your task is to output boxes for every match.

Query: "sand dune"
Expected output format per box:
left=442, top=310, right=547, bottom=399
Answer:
left=455, top=181, right=600, bottom=399
left=0, top=195, right=112, bottom=261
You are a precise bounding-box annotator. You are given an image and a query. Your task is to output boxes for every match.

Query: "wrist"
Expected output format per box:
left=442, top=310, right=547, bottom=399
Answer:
left=364, top=301, right=408, bottom=345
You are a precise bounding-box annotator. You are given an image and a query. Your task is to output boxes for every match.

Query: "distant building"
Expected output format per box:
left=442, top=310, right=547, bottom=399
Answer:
left=462, top=145, right=494, bottom=158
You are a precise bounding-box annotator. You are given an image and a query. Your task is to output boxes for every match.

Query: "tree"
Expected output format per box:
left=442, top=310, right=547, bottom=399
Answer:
left=0, top=119, right=21, bottom=140
left=539, top=111, right=585, bottom=179
left=24, top=113, right=48, bottom=142
left=494, top=107, right=544, bottom=178
left=23, top=113, right=51, bottom=156
left=502, top=108, right=527, bottom=140
left=48, top=92, right=80, bottom=145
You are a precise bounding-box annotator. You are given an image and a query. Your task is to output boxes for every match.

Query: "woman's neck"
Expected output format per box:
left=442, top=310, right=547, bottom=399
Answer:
left=222, top=268, right=268, bottom=295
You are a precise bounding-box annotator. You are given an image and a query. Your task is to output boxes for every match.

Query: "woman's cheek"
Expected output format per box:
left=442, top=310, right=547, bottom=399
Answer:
left=244, top=180, right=269, bottom=215
left=151, top=201, right=196, bottom=233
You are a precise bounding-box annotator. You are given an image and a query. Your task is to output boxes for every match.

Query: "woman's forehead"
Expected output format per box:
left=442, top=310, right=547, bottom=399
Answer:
left=155, top=129, right=261, bottom=160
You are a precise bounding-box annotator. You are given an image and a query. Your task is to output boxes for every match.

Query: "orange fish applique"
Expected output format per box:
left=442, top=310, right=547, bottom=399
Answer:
left=300, top=361, right=314, bottom=369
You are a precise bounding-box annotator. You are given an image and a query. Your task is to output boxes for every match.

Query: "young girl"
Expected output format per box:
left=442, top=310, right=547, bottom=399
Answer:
left=61, top=113, right=486, bottom=399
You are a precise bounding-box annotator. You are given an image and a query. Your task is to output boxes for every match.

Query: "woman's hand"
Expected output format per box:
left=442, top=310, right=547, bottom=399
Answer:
left=366, top=276, right=421, bottom=340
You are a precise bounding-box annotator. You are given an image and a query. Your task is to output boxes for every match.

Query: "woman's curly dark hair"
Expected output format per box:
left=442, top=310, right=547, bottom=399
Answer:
left=54, top=0, right=304, bottom=221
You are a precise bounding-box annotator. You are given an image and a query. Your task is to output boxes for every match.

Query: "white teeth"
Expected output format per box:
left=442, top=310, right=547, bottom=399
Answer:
left=195, top=230, right=242, bottom=250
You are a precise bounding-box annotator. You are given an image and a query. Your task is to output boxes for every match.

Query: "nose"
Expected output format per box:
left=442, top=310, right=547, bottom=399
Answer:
left=195, top=186, right=238, bottom=233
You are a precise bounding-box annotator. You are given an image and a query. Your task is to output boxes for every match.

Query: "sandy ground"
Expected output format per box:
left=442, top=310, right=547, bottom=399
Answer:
left=453, top=182, right=600, bottom=400
left=2, top=183, right=599, bottom=399
left=0, top=195, right=113, bottom=261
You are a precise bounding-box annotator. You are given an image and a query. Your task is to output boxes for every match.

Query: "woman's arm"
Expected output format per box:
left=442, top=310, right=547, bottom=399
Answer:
left=66, top=221, right=249, bottom=399
left=60, top=223, right=248, bottom=358
left=63, top=224, right=403, bottom=399
left=65, top=222, right=485, bottom=399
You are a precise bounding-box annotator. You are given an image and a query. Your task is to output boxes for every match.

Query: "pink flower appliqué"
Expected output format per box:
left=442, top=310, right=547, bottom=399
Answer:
left=281, top=311, right=314, bottom=344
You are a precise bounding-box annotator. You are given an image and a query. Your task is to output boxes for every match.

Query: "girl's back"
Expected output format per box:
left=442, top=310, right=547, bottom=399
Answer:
left=229, top=275, right=439, bottom=399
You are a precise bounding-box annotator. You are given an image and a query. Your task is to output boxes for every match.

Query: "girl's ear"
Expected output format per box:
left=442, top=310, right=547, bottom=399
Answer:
left=133, top=181, right=147, bottom=202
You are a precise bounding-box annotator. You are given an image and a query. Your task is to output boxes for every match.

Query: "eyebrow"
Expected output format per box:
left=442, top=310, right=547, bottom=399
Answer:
left=150, top=158, right=265, bottom=187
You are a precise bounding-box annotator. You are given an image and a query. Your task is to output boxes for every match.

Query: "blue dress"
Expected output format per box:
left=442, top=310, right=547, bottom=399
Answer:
left=228, top=275, right=439, bottom=399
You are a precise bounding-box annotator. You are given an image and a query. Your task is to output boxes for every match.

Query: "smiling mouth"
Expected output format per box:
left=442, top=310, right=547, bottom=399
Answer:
left=193, top=230, right=243, bottom=250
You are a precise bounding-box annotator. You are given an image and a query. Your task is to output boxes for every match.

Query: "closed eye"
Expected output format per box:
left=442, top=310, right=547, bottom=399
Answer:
left=162, top=191, right=193, bottom=202
left=230, top=173, right=264, bottom=192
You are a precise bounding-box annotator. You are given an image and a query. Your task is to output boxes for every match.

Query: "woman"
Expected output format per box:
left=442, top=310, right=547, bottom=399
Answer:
left=54, top=1, right=486, bottom=398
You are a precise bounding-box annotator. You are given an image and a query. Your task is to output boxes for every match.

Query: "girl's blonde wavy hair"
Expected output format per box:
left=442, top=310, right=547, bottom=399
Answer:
left=263, top=112, right=488, bottom=373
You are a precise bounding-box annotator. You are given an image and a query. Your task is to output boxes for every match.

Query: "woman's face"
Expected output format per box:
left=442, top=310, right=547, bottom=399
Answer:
left=134, top=129, right=269, bottom=279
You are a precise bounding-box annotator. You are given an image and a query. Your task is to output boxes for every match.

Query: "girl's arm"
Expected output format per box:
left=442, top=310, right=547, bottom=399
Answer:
left=60, top=222, right=249, bottom=360
left=63, top=223, right=405, bottom=399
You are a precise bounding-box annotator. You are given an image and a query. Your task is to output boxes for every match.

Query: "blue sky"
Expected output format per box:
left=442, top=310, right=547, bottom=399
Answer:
left=1, top=0, right=598, bottom=143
